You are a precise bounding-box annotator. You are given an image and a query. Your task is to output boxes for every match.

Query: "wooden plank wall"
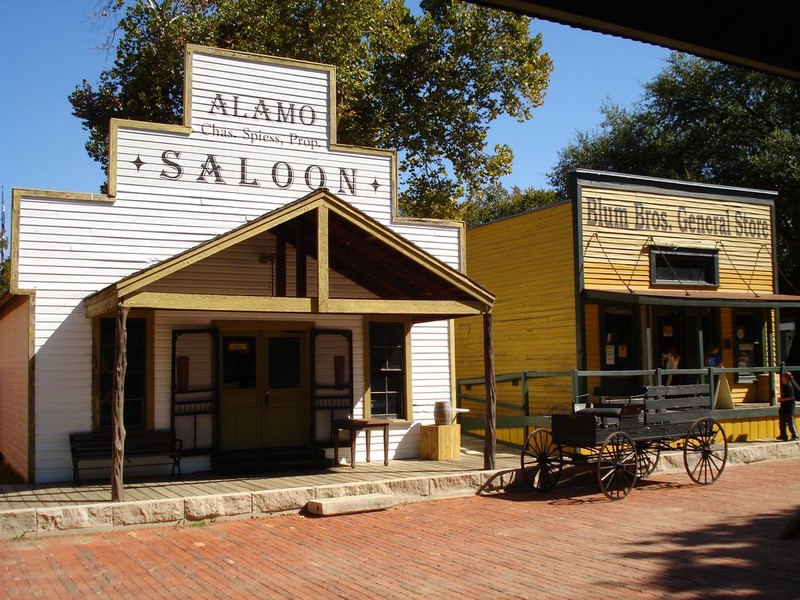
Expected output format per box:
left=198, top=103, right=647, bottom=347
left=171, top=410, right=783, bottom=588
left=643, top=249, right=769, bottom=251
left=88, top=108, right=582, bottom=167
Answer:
left=580, top=186, right=774, bottom=294
left=0, top=297, right=31, bottom=479
left=455, top=202, right=578, bottom=421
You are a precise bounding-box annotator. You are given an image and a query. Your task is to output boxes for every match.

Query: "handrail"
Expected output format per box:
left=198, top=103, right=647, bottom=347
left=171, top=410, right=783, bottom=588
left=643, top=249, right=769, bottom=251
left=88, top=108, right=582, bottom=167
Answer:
left=456, top=365, right=798, bottom=430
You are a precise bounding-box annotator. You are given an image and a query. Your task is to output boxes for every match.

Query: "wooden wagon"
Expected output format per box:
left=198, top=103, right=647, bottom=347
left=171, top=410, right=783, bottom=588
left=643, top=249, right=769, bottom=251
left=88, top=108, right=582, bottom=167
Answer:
left=520, top=384, right=728, bottom=500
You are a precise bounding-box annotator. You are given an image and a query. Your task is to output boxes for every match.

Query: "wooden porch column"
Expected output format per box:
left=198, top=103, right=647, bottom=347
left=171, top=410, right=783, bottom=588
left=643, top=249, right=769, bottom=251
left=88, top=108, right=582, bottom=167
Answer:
left=316, top=205, right=329, bottom=312
left=483, top=311, right=496, bottom=470
left=111, top=304, right=129, bottom=502
left=276, top=232, right=287, bottom=297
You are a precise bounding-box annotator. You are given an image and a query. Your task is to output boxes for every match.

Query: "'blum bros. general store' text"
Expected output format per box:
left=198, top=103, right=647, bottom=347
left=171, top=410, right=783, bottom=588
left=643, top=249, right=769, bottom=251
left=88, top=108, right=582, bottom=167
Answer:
left=585, top=197, right=770, bottom=239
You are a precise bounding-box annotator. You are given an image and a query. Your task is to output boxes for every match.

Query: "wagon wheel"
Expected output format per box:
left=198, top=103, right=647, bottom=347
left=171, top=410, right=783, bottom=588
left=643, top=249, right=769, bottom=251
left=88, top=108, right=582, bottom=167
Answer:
left=635, top=441, right=661, bottom=478
left=597, top=431, right=638, bottom=500
left=520, top=429, right=562, bottom=492
left=683, top=417, right=727, bottom=485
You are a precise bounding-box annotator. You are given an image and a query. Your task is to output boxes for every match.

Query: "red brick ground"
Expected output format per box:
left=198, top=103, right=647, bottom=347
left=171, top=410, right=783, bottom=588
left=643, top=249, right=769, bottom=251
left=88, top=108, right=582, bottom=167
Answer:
left=2, top=457, right=799, bottom=599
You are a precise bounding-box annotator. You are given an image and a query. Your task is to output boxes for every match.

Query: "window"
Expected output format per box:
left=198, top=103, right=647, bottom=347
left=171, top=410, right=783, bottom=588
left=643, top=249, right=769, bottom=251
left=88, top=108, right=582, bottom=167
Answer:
left=650, top=247, right=718, bottom=286
left=368, top=322, right=406, bottom=418
left=99, top=317, right=146, bottom=428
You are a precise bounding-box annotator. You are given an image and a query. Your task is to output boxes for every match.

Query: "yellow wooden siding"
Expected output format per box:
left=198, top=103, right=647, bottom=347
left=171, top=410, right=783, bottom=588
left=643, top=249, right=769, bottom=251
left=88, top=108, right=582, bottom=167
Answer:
left=719, top=415, right=783, bottom=442
left=456, top=203, right=578, bottom=431
left=583, top=304, right=602, bottom=396
left=580, top=186, right=774, bottom=294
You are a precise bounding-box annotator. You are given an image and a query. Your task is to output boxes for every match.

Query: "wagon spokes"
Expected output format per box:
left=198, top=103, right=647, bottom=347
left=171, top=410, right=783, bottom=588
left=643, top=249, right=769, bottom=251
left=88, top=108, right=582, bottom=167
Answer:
left=597, top=431, right=638, bottom=500
left=635, top=442, right=661, bottom=478
left=683, top=417, right=728, bottom=485
left=520, top=429, right=562, bottom=492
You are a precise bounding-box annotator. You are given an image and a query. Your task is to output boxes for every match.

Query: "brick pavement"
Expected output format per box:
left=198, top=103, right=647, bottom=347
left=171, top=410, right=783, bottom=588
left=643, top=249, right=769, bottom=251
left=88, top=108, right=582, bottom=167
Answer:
left=1, top=457, right=799, bottom=599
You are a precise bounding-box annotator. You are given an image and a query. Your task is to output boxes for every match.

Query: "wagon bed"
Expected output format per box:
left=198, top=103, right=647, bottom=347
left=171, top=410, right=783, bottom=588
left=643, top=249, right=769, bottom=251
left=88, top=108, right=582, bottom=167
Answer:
left=521, top=384, right=728, bottom=500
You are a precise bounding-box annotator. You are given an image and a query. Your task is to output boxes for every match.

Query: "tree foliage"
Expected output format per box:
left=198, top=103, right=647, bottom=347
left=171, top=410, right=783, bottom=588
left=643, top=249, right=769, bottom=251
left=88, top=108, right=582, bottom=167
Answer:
left=70, top=0, right=552, bottom=219
left=460, top=182, right=560, bottom=226
left=549, top=53, right=800, bottom=290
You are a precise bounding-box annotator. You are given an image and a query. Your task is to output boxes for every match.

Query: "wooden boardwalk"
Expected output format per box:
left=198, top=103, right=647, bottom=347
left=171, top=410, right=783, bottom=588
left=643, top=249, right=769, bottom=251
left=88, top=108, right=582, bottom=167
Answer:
left=0, top=437, right=521, bottom=511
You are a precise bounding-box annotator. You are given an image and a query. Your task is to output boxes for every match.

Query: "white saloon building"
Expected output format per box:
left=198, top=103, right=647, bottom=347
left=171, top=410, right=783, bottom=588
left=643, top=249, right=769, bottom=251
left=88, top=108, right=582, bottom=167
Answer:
left=0, top=46, right=493, bottom=483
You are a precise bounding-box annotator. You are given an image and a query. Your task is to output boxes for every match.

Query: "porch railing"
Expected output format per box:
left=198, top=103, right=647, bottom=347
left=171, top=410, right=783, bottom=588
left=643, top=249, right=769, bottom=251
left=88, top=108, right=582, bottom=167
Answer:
left=456, top=364, right=799, bottom=445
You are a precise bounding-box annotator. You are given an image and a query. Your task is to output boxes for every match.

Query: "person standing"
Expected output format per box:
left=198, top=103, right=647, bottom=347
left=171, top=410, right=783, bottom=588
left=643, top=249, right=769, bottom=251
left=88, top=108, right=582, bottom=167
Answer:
left=707, top=344, right=723, bottom=368
left=777, top=372, right=799, bottom=441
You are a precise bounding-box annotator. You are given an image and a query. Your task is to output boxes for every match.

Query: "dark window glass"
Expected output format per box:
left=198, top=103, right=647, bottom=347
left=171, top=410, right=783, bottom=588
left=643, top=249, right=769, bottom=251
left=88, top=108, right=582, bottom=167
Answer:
left=100, top=317, right=146, bottom=428
left=222, top=336, right=256, bottom=389
left=369, top=322, right=405, bottom=418
left=269, top=337, right=301, bottom=389
left=651, top=248, right=718, bottom=286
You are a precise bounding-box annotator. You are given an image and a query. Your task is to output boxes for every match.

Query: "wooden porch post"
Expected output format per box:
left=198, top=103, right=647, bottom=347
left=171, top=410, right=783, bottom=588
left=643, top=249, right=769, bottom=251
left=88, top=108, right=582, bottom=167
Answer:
left=111, top=304, right=129, bottom=502
left=483, top=311, right=496, bottom=470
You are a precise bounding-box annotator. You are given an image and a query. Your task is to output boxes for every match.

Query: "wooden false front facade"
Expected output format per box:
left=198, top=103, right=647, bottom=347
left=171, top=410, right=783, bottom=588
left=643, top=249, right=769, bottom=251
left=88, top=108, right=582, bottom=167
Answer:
left=0, top=46, right=496, bottom=484
left=456, top=170, right=800, bottom=445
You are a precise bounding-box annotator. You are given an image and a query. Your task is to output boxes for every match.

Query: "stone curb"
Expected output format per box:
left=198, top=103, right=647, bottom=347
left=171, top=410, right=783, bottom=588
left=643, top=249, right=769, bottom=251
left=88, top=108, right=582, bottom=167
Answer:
left=0, top=471, right=496, bottom=540
left=1, top=442, right=797, bottom=539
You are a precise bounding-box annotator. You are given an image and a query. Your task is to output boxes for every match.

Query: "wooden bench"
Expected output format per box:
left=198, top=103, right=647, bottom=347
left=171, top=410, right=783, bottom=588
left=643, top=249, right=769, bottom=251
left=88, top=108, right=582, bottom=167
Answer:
left=69, top=429, right=183, bottom=485
left=641, top=384, right=712, bottom=425
left=578, top=384, right=710, bottom=429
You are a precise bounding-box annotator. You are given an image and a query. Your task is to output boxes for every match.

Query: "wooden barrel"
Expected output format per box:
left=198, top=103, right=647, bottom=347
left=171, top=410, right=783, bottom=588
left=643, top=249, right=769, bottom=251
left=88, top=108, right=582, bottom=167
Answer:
left=434, top=401, right=452, bottom=425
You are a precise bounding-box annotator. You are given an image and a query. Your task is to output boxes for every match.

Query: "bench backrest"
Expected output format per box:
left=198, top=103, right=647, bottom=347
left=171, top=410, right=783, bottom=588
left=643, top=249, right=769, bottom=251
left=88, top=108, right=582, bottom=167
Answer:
left=642, top=384, right=712, bottom=424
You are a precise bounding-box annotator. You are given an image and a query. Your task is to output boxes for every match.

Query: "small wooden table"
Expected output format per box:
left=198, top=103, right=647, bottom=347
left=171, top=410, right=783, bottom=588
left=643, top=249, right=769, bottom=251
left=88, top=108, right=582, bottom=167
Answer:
left=332, top=418, right=390, bottom=468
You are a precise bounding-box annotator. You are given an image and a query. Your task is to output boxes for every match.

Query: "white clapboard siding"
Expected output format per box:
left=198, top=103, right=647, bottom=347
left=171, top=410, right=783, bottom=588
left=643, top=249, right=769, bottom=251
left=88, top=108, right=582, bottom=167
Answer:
left=0, top=300, right=31, bottom=477
left=391, top=222, right=463, bottom=269
left=13, top=47, right=467, bottom=481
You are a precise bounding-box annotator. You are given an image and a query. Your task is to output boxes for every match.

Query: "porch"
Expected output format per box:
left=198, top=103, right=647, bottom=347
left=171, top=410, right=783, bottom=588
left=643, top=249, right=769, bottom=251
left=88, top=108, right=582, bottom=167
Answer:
left=0, top=435, right=519, bottom=513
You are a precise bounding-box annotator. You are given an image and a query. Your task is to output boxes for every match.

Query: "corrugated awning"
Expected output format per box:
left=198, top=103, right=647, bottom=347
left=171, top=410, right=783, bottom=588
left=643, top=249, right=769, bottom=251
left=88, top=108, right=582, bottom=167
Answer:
left=584, top=288, right=800, bottom=308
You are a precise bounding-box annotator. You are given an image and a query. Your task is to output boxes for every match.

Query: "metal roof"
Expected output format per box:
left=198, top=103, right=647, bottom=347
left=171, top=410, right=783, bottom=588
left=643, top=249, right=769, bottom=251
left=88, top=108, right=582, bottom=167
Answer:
left=471, top=1, right=799, bottom=80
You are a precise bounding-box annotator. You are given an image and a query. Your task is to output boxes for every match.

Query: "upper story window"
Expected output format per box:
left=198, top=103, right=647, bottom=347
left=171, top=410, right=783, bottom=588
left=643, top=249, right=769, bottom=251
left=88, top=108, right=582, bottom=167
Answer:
left=650, top=247, right=719, bottom=287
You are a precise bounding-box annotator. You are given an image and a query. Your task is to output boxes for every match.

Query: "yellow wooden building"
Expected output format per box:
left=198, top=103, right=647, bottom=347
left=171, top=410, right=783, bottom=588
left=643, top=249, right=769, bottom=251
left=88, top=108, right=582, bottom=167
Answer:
left=456, top=170, right=800, bottom=445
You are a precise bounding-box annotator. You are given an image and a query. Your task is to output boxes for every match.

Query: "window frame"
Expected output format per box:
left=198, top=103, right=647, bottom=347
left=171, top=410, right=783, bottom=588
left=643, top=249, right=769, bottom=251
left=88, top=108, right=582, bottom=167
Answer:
left=649, top=246, right=719, bottom=287
left=92, top=310, right=154, bottom=430
left=364, top=318, right=412, bottom=421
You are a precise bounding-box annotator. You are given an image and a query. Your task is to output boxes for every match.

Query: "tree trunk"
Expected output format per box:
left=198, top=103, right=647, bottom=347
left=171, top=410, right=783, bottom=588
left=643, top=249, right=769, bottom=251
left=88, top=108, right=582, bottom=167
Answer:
left=483, top=312, right=496, bottom=470
left=111, top=305, right=129, bottom=502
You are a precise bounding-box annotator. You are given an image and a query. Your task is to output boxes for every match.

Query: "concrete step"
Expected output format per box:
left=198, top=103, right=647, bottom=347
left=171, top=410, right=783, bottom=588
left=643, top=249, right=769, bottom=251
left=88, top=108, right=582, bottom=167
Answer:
left=306, top=493, right=394, bottom=516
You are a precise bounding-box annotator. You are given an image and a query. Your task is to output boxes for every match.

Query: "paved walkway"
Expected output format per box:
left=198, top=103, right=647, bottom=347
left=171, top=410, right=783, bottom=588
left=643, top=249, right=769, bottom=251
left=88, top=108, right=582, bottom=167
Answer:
left=2, top=454, right=799, bottom=598
left=1, top=436, right=798, bottom=539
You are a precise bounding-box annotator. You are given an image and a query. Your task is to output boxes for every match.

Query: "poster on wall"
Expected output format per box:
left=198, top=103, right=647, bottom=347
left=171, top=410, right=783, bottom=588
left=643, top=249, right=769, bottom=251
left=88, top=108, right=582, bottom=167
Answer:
left=605, top=345, right=616, bottom=365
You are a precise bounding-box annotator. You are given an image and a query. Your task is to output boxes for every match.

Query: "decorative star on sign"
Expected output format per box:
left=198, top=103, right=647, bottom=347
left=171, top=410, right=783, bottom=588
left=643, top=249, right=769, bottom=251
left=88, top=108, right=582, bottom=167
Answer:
left=132, top=155, right=145, bottom=171
left=371, top=178, right=380, bottom=192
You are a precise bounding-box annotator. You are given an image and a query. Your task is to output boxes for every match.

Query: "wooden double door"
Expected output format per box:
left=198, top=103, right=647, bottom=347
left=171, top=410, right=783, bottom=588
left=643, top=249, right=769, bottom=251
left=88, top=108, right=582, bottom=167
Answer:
left=220, top=327, right=309, bottom=451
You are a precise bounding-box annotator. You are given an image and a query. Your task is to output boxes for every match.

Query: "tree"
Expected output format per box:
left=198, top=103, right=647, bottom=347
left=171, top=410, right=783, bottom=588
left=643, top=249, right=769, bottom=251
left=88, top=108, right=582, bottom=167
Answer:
left=460, top=181, right=560, bottom=226
left=0, top=260, right=7, bottom=296
left=70, top=0, right=552, bottom=219
left=549, top=52, right=800, bottom=291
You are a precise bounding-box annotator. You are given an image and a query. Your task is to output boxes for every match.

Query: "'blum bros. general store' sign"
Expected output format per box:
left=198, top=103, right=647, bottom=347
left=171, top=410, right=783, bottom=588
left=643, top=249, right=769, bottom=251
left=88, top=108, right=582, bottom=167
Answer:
left=583, top=196, right=771, bottom=239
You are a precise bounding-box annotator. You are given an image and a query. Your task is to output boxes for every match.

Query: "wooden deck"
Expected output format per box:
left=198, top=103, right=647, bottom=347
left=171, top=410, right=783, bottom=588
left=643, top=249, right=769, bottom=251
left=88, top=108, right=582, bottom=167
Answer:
left=0, top=436, right=521, bottom=512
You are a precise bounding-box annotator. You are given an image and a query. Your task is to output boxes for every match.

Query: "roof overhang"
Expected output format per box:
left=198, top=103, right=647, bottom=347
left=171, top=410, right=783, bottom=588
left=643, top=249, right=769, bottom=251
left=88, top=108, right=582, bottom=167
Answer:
left=585, top=288, right=800, bottom=309
left=84, top=189, right=495, bottom=320
left=469, top=1, right=800, bottom=81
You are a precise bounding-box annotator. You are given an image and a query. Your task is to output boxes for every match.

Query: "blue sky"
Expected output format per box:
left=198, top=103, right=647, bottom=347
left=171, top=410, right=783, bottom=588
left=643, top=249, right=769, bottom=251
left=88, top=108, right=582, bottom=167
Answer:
left=0, top=1, right=670, bottom=235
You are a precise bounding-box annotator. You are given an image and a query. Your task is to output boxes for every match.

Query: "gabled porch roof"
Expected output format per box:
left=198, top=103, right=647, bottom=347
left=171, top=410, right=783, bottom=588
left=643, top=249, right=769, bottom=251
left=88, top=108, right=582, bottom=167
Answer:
left=84, top=189, right=495, bottom=320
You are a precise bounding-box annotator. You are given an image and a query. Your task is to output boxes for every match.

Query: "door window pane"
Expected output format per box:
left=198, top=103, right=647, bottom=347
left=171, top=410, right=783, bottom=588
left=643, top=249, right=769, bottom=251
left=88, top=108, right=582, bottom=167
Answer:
left=223, top=337, right=256, bottom=389
left=269, top=337, right=301, bottom=389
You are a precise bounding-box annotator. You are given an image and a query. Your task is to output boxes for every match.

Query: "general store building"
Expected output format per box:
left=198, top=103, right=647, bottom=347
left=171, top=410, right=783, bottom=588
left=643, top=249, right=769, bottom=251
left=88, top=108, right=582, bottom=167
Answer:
left=456, top=170, right=800, bottom=444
